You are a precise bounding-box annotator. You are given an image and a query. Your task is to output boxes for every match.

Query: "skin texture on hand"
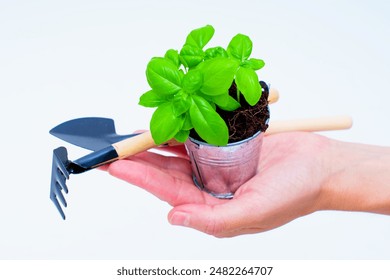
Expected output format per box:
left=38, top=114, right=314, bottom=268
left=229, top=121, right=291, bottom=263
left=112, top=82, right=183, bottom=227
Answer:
left=321, top=140, right=390, bottom=215
left=101, top=132, right=390, bottom=238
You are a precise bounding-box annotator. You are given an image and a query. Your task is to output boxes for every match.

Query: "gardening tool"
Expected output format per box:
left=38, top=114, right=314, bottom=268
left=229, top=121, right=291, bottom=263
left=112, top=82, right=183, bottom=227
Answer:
left=50, top=131, right=157, bottom=219
left=50, top=117, right=138, bottom=151
left=50, top=113, right=352, bottom=219
left=266, top=116, right=354, bottom=135
left=50, top=115, right=353, bottom=151
left=50, top=88, right=280, bottom=151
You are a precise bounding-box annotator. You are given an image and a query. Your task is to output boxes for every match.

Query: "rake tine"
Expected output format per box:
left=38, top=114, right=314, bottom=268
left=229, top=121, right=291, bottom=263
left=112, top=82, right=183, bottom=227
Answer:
left=50, top=193, right=66, bottom=220
left=56, top=168, right=69, bottom=194
left=55, top=182, right=67, bottom=207
left=50, top=147, right=71, bottom=220
left=54, top=147, right=70, bottom=179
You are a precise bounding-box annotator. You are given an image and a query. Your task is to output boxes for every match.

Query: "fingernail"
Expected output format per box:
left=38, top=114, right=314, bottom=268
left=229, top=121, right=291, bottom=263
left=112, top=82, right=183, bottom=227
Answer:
left=169, top=212, right=190, bottom=227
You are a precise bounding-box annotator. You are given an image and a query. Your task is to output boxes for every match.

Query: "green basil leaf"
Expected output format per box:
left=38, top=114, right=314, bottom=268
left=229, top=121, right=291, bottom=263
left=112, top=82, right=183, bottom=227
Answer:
left=235, top=67, right=262, bottom=106
left=180, top=44, right=204, bottom=68
left=164, top=49, right=180, bottom=68
left=189, top=95, right=229, bottom=146
left=182, top=112, right=193, bottom=130
left=205, top=46, right=228, bottom=60
left=199, top=57, right=239, bottom=96
left=210, top=101, right=216, bottom=110
left=241, top=58, right=265, bottom=70
left=174, top=130, right=190, bottom=143
left=185, top=25, right=215, bottom=49
left=194, top=92, right=217, bottom=110
left=139, top=90, right=169, bottom=108
left=179, top=69, right=185, bottom=80
left=150, top=103, right=184, bottom=145
left=146, top=57, right=182, bottom=95
left=212, top=93, right=241, bottom=111
left=172, top=91, right=191, bottom=116
left=210, top=93, right=228, bottom=107
left=182, top=69, right=203, bottom=93
left=227, top=34, right=253, bottom=61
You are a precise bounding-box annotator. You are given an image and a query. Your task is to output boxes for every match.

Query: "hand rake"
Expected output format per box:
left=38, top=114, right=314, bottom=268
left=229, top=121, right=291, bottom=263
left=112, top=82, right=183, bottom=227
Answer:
left=50, top=130, right=161, bottom=219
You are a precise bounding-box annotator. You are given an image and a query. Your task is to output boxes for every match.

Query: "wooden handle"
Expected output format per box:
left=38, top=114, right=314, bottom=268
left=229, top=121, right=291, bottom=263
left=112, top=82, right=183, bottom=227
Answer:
left=268, top=88, right=279, bottom=104
left=265, top=115, right=353, bottom=135
left=112, top=115, right=352, bottom=158
left=112, top=130, right=156, bottom=158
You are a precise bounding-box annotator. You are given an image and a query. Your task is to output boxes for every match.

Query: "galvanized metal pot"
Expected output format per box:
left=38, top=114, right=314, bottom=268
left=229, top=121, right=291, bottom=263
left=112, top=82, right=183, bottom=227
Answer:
left=184, top=130, right=264, bottom=198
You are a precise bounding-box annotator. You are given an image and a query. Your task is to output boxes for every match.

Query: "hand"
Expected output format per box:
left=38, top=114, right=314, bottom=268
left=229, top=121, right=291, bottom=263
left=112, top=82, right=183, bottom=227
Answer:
left=102, top=132, right=334, bottom=237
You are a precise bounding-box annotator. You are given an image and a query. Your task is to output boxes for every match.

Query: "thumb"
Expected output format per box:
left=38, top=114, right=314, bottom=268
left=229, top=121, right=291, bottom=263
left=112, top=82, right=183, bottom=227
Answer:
left=168, top=200, right=257, bottom=237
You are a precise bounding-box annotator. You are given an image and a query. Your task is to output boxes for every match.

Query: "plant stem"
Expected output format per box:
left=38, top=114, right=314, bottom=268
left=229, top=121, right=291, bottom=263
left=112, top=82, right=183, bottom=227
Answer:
left=236, top=86, right=240, bottom=103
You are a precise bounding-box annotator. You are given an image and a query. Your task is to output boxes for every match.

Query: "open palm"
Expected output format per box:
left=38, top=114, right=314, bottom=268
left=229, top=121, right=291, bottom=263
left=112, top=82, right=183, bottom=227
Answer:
left=103, top=132, right=331, bottom=237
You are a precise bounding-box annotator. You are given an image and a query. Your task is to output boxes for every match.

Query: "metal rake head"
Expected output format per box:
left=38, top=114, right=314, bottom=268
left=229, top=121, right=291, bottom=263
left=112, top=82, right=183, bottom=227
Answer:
left=49, top=143, right=115, bottom=219
left=50, top=147, right=70, bottom=220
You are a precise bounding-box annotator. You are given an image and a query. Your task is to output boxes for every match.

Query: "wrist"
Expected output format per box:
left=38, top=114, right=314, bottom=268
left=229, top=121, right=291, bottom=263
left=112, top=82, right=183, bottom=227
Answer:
left=320, top=140, right=390, bottom=214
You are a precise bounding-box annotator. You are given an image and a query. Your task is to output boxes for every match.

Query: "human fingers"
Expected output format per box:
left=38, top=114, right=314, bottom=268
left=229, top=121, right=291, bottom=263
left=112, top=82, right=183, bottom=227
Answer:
left=128, top=154, right=192, bottom=183
left=98, top=148, right=190, bottom=175
left=107, top=159, right=216, bottom=206
left=154, top=144, right=189, bottom=158
left=168, top=194, right=265, bottom=237
left=132, top=129, right=189, bottom=158
left=98, top=164, right=109, bottom=171
left=132, top=151, right=192, bottom=178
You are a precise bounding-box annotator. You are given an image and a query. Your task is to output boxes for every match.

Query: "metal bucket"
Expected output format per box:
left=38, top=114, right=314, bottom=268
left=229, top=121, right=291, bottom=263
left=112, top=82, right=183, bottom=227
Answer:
left=184, top=131, right=264, bottom=198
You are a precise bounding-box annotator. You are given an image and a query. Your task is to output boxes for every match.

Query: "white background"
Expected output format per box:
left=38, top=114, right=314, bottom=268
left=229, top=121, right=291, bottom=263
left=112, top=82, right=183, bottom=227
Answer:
left=0, top=0, right=389, bottom=259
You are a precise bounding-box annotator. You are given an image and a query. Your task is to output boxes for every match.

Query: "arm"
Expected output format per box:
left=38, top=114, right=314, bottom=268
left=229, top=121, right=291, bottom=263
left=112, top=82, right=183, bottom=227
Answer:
left=321, top=141, right=390, bottom=215
left=103, top=132, right=390, bottom=237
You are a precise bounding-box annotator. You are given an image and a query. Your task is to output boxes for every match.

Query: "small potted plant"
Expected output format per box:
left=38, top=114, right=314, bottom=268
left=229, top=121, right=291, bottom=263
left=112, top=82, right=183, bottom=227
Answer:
left=139, top=25, right=270, bottom=198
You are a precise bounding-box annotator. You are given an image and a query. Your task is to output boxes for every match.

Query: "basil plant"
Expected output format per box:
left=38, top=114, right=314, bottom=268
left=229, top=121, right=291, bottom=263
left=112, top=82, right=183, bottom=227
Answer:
left=139, top=25, right=265, bottom=146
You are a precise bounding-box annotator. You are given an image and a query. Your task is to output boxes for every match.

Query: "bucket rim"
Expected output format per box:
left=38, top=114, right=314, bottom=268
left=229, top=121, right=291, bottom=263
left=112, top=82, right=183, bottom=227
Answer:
left=187, top=129, right=263, bottom=147
left=186, top=106, right=270, bottom=148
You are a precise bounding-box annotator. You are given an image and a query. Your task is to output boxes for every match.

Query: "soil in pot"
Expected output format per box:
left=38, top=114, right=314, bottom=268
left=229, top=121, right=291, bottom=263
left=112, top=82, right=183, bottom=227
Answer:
left=190, top=80, right=270, bottom=143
